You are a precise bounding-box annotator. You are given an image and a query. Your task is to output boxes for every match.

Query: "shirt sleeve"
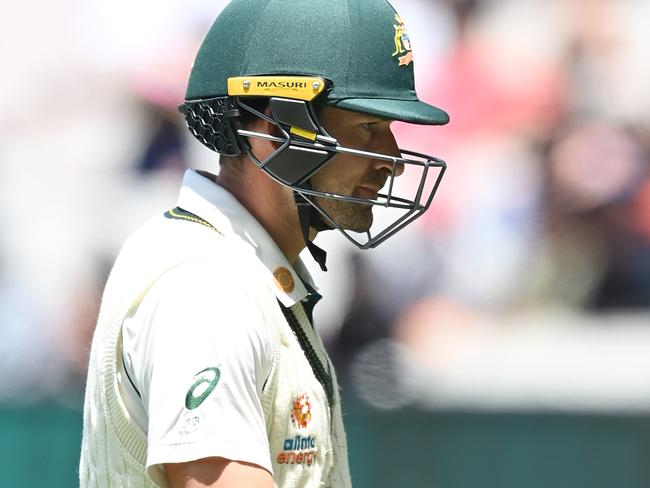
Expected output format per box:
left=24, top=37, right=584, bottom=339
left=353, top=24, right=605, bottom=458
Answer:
left=121, top=259, right=274, bottom=484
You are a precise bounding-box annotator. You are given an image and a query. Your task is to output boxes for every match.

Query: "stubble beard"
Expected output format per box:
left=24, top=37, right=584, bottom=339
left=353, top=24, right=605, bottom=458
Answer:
left=313, top=195, right=374, bottom=233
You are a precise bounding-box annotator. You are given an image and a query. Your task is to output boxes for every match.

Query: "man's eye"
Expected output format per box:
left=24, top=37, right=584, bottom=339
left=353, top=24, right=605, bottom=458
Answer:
left=361, top=122, right=377, bottom=131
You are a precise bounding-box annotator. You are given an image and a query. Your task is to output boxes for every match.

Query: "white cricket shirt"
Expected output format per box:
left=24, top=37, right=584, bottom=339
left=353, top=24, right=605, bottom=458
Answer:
left=118, top=169, right=319, bottom=482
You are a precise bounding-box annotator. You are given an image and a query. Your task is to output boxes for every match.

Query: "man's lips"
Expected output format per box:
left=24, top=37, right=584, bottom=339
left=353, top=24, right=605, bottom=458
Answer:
left=355, top=185, right=383, bottom=200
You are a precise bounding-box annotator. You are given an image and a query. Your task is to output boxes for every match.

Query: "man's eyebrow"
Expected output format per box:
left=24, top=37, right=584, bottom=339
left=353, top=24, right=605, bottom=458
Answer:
left=359, top=116, right=391, bottom=123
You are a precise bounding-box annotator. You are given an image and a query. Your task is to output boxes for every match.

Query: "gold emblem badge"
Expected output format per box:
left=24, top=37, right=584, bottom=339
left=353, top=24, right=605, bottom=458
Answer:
left=392, top=13, right=413, bottom=67
left=273, top=266, right=295, bottom=293
left=291, top=394, right=313, bottom=429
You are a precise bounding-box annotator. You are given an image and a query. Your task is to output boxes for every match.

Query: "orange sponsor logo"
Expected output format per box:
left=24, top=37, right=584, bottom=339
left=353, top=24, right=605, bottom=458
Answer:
left=291, top=393, right=312, bottom=429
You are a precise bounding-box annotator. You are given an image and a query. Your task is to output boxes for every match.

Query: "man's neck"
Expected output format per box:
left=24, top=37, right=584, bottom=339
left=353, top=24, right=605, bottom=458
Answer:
left=216, top=166, right=309, bottom=264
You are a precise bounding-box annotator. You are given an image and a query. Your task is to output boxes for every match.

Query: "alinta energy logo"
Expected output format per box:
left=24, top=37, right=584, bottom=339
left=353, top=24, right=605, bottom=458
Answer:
left=277, top=434, right=318, bottom=467
left=276, top=394, right=317, bottom=467
left=392, top=13, right=413, bottom=67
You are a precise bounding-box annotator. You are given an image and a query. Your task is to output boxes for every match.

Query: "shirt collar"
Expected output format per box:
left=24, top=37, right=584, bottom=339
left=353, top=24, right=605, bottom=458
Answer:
left=176, top=169, right=316, bottom=307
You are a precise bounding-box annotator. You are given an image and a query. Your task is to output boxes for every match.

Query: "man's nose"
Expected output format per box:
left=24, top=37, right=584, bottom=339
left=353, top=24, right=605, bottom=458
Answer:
left=372, top=127, right=405, bottom=177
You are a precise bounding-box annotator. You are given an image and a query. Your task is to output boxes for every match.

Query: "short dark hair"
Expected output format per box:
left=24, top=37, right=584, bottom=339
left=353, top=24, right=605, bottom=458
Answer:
left=237, top=97, right=270, bottom=128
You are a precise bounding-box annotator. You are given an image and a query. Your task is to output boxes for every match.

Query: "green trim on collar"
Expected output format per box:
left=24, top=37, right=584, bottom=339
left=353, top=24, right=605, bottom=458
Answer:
left=301, top=281, right=322, bottom=327
left=164, top=207, right=221, bottom=234
left=279, top=302, right=334, bottom=408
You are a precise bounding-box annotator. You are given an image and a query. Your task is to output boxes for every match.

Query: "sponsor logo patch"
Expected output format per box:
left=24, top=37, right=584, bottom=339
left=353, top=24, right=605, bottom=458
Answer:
left=277, top=435, right=318, bottom=467
left=185, top=367, right=221, bottom=410
left=291, top=393, right=312, bottom=429
left=256, top=81, right=308, bottom=89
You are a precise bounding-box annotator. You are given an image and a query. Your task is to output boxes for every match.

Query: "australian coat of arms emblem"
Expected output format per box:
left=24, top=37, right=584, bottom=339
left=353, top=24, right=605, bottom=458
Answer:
left=392, top=13, right=413, bottom=66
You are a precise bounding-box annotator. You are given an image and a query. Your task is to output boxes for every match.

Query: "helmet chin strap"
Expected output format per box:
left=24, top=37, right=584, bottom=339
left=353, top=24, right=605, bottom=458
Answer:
left=294, top=190, right=329, bottom=272
left=236, top=123, right=330, bottom=271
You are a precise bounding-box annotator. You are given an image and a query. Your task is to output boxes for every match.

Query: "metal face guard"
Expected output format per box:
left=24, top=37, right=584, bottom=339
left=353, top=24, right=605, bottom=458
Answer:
left=298, top=149, right=446, bottom=249
left=236, top=97, right=447, bottom=249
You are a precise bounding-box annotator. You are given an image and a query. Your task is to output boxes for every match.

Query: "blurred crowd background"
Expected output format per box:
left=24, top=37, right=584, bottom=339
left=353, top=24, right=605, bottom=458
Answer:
left=2, top=0, right=650, bottom=486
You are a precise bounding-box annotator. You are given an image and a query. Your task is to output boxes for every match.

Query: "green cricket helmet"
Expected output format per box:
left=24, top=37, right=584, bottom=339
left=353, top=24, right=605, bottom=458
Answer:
left=180, top=0, right=448, bottom=269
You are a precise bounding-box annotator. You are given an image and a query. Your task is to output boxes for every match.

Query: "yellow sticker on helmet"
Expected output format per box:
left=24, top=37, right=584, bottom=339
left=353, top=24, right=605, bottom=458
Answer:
left=290, top=126, right=318, bottom=141
left=228, top=76, right=326, bottom=101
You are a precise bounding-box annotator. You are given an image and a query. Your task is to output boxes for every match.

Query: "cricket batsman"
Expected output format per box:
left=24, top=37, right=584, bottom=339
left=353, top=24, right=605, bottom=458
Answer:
left=79, top=0, right=449, bottom=486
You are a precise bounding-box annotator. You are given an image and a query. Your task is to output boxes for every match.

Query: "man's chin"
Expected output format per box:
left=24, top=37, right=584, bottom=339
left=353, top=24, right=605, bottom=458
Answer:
left=343, top=210, right=374, bottom=233
left=316, top=199, right=373, bottom=233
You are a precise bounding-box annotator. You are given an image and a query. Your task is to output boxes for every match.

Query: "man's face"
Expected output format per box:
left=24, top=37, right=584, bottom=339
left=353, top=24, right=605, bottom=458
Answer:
left=310, top=107, right=403, bottom=232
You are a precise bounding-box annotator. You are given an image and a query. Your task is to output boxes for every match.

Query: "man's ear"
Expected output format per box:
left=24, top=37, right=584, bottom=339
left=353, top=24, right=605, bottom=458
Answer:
left=245, top=105, right=282, bottom=161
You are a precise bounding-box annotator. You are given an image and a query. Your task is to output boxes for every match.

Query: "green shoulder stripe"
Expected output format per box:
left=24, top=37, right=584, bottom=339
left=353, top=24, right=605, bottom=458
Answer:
left=164, top=207, right=220, bottom=234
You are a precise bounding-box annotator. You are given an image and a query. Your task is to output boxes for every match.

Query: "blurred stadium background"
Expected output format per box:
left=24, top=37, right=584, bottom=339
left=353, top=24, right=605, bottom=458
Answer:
left=2, top=0, right=650, bottom=486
